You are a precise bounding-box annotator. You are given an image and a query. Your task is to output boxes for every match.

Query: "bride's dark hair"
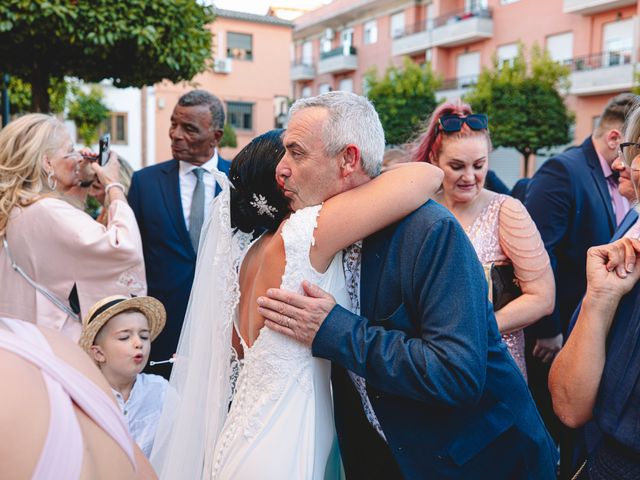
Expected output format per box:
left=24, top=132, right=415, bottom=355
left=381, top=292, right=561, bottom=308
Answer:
left=230, top=129, right=290, bottom=233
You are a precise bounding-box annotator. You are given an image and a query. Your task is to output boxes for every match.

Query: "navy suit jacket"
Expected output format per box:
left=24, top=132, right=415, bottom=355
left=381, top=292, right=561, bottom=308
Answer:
left=566, top=208, right=638, bottom=335
left=568, top=207, right=639, bottom=335
left=568, top=207, right=639, bottom=456
left=313, top=201, right=557, bottom=479
left=484, top=169, right=511, bottom=195
left=525, top=137, right=616, bottom=339
left=127, top=157, right=231, bottom=366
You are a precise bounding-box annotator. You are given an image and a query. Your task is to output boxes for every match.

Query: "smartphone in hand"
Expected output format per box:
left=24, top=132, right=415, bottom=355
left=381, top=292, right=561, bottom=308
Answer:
left=98, top=133, right=111, bottom=166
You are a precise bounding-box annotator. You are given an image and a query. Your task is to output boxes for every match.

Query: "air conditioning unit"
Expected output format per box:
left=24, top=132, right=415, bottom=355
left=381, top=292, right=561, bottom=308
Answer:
left=324, top=28, right=334, bottom=40
left=213, top=57, right=232, bottom=74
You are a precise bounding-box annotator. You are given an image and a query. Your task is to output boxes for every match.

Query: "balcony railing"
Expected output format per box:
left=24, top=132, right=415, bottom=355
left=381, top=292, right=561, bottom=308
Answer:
left=394, top=7, right=491, bottom=41
left=317, top=46, right=358, bottom=75
left=434, top=75, right=479, bottom=101
left=290, top=62, right=316, bottom=81
left=436, top=75, right=479, bottom=91
left=391, top=21, right=433, bottom=56
left=431, top=7, right=493, bottom=48
left=433, top=7, right=492, bottom=29
left=320, top=46, right=357, bottom=60
left=567, top=49, right=636, bottom=96
left=566, top=50, right=633, bottom=71
left=394, top=21, right=428, bottom=39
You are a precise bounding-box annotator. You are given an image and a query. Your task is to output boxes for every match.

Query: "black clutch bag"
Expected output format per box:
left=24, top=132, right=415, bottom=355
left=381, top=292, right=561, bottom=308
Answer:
left=486, top=263, right=522, bottom=312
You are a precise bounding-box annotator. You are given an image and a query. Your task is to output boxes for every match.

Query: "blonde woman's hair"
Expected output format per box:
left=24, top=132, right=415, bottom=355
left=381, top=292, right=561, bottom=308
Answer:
left=0, top=114, right=67, bottom=236
left=624, top=102, right=640, bottom=145
left=117, top=155, right=135, bottom=193
left=622, top=103, right=640, bottom=207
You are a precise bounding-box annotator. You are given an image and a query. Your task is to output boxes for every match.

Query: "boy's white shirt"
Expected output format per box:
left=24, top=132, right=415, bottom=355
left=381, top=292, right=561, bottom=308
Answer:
left=111, top=372, right=169, bottom=457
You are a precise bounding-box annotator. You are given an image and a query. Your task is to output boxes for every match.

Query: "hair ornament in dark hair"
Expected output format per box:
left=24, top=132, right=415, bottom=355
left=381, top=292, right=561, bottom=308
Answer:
left=250, top=193, right=278, bottom=219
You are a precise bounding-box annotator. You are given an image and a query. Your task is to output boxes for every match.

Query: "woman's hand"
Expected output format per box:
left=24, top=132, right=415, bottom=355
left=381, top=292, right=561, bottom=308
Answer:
left=532, top=333, right=563, bottom=363
left=549, top=238, right=640, bottom=429
left=90, top=151, right=120, bottom=187
left=585, top=238, right=640, bottom=302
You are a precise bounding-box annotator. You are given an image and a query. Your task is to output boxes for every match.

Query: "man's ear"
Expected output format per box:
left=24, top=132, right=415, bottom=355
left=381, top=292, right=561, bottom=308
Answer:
left=90, top=344, right=106, bottom=365
left=213, top=128, right=224, bottom=145
left=607, top=128, right=622, bottom=150
left=340, top=144, right=361, bottom=176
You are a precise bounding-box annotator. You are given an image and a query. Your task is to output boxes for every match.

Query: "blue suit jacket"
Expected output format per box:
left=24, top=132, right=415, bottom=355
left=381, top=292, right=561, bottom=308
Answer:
left=313, top=201, right=557, bottom=479
left=568, top=207, right=639, bottom=334
left=568, top=207, right=639, bottom=459
left=525, top=137, right=616, bottom=339
left=127, top=157, right=231, bottom=365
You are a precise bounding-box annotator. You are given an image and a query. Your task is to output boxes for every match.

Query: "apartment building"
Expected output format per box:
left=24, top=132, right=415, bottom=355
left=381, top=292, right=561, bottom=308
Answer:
left=153, top=9, right=293, bottom=161
left=291, top=0, right=639, bottom=180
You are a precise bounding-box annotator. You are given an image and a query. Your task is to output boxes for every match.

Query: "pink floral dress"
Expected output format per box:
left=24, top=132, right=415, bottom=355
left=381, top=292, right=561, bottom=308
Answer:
left=465, top=194, right=550, bottom=380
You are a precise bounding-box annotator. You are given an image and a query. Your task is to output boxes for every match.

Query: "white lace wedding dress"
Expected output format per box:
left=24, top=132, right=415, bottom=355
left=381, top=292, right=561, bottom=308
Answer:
left=211, top=205, right=348, bottom=480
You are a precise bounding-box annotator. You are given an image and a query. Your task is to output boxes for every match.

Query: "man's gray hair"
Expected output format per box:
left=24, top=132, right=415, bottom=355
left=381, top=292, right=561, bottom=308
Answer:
left=289, top=91, right=385, bottom=177
left=178, top=89, right=225, bottom=130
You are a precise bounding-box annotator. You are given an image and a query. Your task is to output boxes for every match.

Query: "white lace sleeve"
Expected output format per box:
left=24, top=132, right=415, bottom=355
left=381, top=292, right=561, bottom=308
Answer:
left=279, top=205, right=324, bottom=294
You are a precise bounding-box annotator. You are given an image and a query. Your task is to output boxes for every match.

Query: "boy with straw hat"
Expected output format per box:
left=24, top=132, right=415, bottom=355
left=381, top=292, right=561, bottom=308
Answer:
left=80, top=295, right=169, bottom=457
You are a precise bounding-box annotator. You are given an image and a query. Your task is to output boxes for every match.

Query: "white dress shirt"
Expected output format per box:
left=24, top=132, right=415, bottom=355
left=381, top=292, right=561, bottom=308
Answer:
left=112, top=373, right=169, bottom=457
left=178, top=150, right=220, bottom=230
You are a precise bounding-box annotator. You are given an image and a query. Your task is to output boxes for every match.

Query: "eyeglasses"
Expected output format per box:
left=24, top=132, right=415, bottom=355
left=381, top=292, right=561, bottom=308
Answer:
left=619, top=142, right=640, bottom=171
left=62, top=150, right=82, bottom=160
left=437, top=114, right=489, bottom=133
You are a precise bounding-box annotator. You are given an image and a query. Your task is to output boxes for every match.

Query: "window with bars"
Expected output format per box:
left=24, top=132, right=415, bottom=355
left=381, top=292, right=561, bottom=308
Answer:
left=100, top=112, right=128, bottom=145
left=227, top=32, right=253, bottom=61
left=227, top=102, right=253, bottom=131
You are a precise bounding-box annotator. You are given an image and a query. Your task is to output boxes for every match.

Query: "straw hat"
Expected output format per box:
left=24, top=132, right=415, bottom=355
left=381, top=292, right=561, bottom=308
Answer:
left=79, top=295, right=166, bottom=352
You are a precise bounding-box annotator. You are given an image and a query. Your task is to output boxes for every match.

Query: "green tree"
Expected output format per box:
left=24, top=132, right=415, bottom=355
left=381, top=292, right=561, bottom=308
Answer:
left=466, top=43, right=574, bottom=176
left=220, top=123, right=237, bottom=148
left=0, top=0, right=214, bottom=112
left=7, top=76, right=68, bottom=115
left=67, top=86, right=109, bottom=146
left=365, top=58, right=440, bottom=145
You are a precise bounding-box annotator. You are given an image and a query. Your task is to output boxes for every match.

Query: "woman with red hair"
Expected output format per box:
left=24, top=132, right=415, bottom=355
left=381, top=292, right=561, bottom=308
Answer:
left=413, top=100, right=555, bottom=378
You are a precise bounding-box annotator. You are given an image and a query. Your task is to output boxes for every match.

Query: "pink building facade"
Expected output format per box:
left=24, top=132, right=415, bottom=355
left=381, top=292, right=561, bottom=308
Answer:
left=292, top=0, right=638, bottom=153
left=154, top=10, right=292, bottom=162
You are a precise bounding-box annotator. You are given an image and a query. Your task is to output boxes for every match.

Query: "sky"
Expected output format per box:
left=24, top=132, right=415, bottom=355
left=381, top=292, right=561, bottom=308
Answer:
left=212, top=0, right=272, bottom=15
left=211, top=0, right=332, bottom=15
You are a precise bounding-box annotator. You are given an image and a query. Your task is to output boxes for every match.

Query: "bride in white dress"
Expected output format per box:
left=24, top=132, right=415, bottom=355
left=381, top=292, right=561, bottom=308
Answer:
left=150, top=129, right=442, bottom=479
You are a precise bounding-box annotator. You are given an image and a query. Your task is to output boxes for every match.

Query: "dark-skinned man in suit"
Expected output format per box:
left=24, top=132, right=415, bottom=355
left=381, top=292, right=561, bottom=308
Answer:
left=128, top=90, right=231, bottom=378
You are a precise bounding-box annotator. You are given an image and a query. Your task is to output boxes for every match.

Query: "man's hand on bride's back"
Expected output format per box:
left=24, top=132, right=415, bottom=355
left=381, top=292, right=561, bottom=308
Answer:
left=258, top=281, right=336, bottom=347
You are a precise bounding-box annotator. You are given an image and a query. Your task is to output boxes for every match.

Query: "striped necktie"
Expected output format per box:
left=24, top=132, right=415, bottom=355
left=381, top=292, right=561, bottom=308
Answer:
left=189, top=167, right=206, bottom=252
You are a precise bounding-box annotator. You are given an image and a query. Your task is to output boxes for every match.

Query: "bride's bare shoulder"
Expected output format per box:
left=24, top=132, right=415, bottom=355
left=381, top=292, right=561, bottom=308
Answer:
left=241, top=232, right=284, bottom=277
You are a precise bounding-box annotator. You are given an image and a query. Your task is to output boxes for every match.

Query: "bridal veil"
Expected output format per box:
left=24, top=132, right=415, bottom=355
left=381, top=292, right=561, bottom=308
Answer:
left=150, top=171, right=251, bottom=479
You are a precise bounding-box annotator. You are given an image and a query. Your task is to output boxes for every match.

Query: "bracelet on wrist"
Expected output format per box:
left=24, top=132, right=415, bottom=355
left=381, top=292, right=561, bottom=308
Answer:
left=105, top=182, right=126, bottom=195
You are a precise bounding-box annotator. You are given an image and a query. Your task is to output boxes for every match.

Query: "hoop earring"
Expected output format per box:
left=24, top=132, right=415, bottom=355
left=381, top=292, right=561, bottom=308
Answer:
left=47, top=171, right=57, bottom=191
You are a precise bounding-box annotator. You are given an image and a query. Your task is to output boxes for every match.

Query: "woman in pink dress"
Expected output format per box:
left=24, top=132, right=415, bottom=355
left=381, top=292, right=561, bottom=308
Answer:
left=412, top=101, right=555, bottom=378
left=0, top=315, right=156, bottom=479
left=0, top=114, right=145, bottom=341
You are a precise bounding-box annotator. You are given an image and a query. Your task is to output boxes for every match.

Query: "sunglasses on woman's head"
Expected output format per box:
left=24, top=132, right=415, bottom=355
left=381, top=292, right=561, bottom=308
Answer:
left=437, top=114, right=489, bottom=133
